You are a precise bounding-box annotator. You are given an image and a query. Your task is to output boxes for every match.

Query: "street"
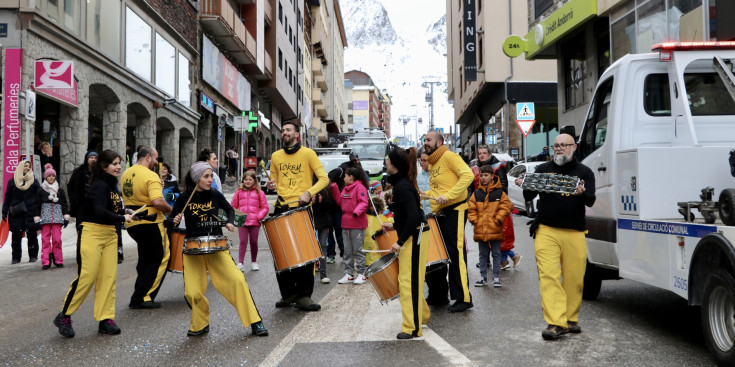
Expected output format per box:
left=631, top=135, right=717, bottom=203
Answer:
left=0, top=192, right=717, bottom=366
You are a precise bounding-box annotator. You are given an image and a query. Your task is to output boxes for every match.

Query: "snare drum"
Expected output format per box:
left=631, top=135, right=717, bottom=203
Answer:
left=365, top=253, right=400, bottom=303
left=261, top=206, right=321, bottom=272
left=168, top=227, right=186, bottom=272
left=183, top=235, right=231, bottom=255
left=425, top=214, right=449, bottom=267
left=372, top=229, right=398, bottom=253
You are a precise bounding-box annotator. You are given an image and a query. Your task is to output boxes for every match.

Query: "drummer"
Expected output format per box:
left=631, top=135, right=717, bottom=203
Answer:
left=380, top=146, right=430, bottom=339
left=171, top=162, right=268, bottom=337
left=266, top=121, right=329, bottom=311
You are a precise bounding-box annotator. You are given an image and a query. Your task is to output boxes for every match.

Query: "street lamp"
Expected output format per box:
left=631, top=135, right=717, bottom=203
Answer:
left=421, top=80, right=444, bottom=132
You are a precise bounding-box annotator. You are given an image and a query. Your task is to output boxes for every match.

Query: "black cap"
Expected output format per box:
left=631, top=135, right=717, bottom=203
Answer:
left=349, top=153, right=359, bottom=161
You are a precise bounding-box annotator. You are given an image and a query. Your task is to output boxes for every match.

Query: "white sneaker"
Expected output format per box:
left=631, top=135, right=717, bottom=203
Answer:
left=251, top=262, right=260, bottom=271
left=337, top=274, right=354, bottom=284
left=321, top=276, right=330, bottom=284
left=237, top=263, right=244, bottom=271
left=353, top=274, right=367, bottom=285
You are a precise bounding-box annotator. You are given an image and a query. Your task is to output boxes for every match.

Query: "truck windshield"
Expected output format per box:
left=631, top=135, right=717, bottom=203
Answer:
left=348, top=143, right=385, bottom=160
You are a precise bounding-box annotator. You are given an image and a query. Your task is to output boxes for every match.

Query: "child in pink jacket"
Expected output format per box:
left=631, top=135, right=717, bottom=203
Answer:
left=231, top=171, right=269, bottom=271
left=330, top=167, right=369, bottom=284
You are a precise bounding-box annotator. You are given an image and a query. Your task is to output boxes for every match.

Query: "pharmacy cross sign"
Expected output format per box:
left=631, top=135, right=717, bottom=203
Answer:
left=516, top=102, right=535, bottom=137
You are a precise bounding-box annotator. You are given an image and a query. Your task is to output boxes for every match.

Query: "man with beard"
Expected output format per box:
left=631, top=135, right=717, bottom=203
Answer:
left=266, top=121, right=329, bottom=311
left=515, top=133, right=595, bottom=340
left=121, top=147, right=172, bottom=309
left=422, top=131, right=475, bottom=312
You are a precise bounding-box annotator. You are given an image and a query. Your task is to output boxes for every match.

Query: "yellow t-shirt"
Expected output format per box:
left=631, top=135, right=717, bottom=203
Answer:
left=426, top=149, right=474, bottom=213
left=270, top=147, right=329, bottom=207
left=120, top=164, right=165, bottom=226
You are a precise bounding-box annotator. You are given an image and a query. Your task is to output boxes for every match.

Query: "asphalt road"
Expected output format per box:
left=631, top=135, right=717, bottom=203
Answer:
left=0, top=192, right=718, bottom=366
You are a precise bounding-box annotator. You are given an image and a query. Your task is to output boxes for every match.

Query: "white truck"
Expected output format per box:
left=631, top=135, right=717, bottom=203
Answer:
left=344, top=128, right=391, bottom=180
left=577, top=42, right=735, bottom=366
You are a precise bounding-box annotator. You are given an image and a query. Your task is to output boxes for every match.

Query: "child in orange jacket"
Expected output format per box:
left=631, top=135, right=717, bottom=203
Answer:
left=468, top=165, right=511, bottom=288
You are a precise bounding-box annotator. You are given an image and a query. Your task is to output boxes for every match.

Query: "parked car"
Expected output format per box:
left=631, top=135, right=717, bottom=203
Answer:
left=507, top=161, right=544, bottom=217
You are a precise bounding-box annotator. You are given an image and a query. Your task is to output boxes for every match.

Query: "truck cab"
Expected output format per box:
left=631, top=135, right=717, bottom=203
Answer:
left=575, top=42, right=735, bottom=365
left=345, top=128, right=390, bottom=180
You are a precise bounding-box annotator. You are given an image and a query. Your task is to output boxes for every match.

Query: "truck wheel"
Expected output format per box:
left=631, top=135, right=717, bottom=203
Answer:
left=583, top=263, right=602, bottom=300
left=701, top=268, right=735, bottom=366
left=719, top=189, right=735, bottom=226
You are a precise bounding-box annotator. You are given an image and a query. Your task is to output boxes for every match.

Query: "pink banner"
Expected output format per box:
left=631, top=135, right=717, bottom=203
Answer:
left=3, top=48, right=22, bottom=199
left=36, top=79, right=79, bottom=107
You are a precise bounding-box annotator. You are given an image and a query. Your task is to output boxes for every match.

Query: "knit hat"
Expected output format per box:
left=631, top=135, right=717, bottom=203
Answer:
left=388, top=148, right=408, bottom=173
left=84, top=151, right=98, bottom=163
left=369, top=181, right=381, bottom=191
left=190, top=161, right=212, bottom=185
left=43, top=163, right=56, bottom=179
left=349, top=153, right=359, bottom=162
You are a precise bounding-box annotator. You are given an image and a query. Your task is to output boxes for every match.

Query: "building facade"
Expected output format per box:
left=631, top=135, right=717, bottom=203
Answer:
left=515, top=0, right=735, bottom=142
left=446, top=0, right=557, bottom=160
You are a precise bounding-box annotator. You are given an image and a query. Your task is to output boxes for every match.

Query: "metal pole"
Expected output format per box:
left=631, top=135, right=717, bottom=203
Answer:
left=429, top=83, right=434, bottom=131
left=239, top=116, right=244, bottom=183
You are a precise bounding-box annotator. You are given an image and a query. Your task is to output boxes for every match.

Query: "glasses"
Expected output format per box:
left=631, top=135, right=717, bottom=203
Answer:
left=552, top=143, right=575, bottom=150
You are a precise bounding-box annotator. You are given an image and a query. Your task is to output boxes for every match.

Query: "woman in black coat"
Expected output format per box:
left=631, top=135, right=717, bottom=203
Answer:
left=2, top=160, right=41, bottom=264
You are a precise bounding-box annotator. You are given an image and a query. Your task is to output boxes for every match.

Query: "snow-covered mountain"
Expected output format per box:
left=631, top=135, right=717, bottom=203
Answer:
left=341, top=0, right=453, bottom=143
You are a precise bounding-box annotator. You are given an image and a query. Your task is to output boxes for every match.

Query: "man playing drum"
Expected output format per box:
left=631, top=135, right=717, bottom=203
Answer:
left=171, top=162, right=268, bottom=337
left=266, top=121, right=329, bottom=311
left=422, top=131, right=475, bottom=312
left=120, top=147, right=172, bottom=309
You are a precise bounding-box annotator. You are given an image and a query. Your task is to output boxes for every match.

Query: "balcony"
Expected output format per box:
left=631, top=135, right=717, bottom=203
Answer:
left=264, top=49, right=273, bottom=80
left=316, top=100, right=328, bottom=118
left=312, top=88, right=322, bottom=103
left=264, top=0, right=272, bottom=27
left=200, top=0, right=255, bottom=64
left=312, top=59, right=323, bottom=76
left=315, top=75, right=327, bottom=92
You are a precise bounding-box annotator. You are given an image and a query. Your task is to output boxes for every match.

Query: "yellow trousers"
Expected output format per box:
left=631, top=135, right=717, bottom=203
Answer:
left=183, top=250, right=262, bottom=332
left=61, top=222, right=118, bottom=321
left=534, top=224, right=587, bottom=327
left=398, top=229, right=430, bottom=336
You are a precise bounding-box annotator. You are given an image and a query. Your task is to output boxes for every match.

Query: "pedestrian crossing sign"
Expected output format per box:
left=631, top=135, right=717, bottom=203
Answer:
left=516, top=102, right=535, bottom=120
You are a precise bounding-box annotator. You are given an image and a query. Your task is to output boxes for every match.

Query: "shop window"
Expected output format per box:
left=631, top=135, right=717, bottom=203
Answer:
left=178, top=54, right=191, bottom=107
left=125, top=7, right=152, bottom=82
left=671, top=0, right=703, bottom=41
left=635, top=0, right=665, bottom=53
left=86, top=0, right=121, bottom=61
left=611, top=11, right=635, bottom=61
left=562, top=32, right=586, bottom=110
left=155, top=33, right=176, bottom=97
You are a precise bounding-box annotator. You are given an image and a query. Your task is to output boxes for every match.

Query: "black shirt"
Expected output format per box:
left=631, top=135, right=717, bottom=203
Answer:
left=523, top=159, right=596, bottom=231
left=171, top=189, right=235, bottom=238
left=387, top=173, right=424, bottom=247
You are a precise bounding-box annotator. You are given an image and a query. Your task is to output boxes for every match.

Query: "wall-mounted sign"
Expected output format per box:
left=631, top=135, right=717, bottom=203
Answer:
left=202, top=37, right=251, bottom=110
left=200, top=91, right=214, bottom=113
left=524, top=0, right=597, bottom=59
left=35, top=60, right=74, bottom=89
left=3, top=48, right=22, bottom=198
left=353, top=100, right=368, bottom=110
left=36, top=79, right=79, bottom=107
left=463, top=0, right=477, bottom=81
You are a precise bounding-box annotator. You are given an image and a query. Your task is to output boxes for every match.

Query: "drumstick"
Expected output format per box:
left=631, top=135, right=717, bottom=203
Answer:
left=363, top=249, right=393, bottom=253
left=368, top=194, right=384, bottom=226
left=175, top=189, right=198, bottom=227
left=132, top=205, right=148, bottom=215
left=279, top=199, right=300, bottom=206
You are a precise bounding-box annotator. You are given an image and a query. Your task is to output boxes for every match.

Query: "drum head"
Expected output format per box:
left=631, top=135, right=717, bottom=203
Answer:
left=366, top=253, right=397, bottom=276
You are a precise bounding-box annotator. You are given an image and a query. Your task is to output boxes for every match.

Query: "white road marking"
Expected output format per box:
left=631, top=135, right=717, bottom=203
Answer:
left=259, top=281, right=475, bottom=366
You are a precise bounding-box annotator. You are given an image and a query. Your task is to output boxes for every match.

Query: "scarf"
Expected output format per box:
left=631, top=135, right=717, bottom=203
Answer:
left=427, top=145, right=448, bottom=165
left=13, top=161, right=33, bottom=191
left=284, top=142, right=301, bottom=155
left=42, top=180, right=60, bottom=202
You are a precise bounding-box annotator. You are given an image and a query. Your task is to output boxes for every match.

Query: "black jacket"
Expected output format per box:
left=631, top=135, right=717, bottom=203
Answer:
left=387, top=173, right=424, bottom=247
left=171, top=189, right=234, bottom=238
left=81, top=172, right=126, bottom=226
left=311, top=187, right=334, bottom=230
left=67, top=163, right=93, bottom=217
left=2, top=178, right=41, bottom=232
left=523, top=158, right=596, bottom=231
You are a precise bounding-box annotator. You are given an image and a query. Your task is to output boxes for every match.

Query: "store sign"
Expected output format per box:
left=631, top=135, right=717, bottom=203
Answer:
left=34, top=60, right=74, bottom=89
left=36, top=79, right=79, bottom=107
left=200, top=91, right=215, bottom=113
left=463, top=0, right=477, bottom=81
left=202, top=37, right=251, bottom=110
left=3, top=48, right=22, bottom=198
left=524, top=0, right=597, bottom=59
left=353, top=100, right=368, bottom=110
